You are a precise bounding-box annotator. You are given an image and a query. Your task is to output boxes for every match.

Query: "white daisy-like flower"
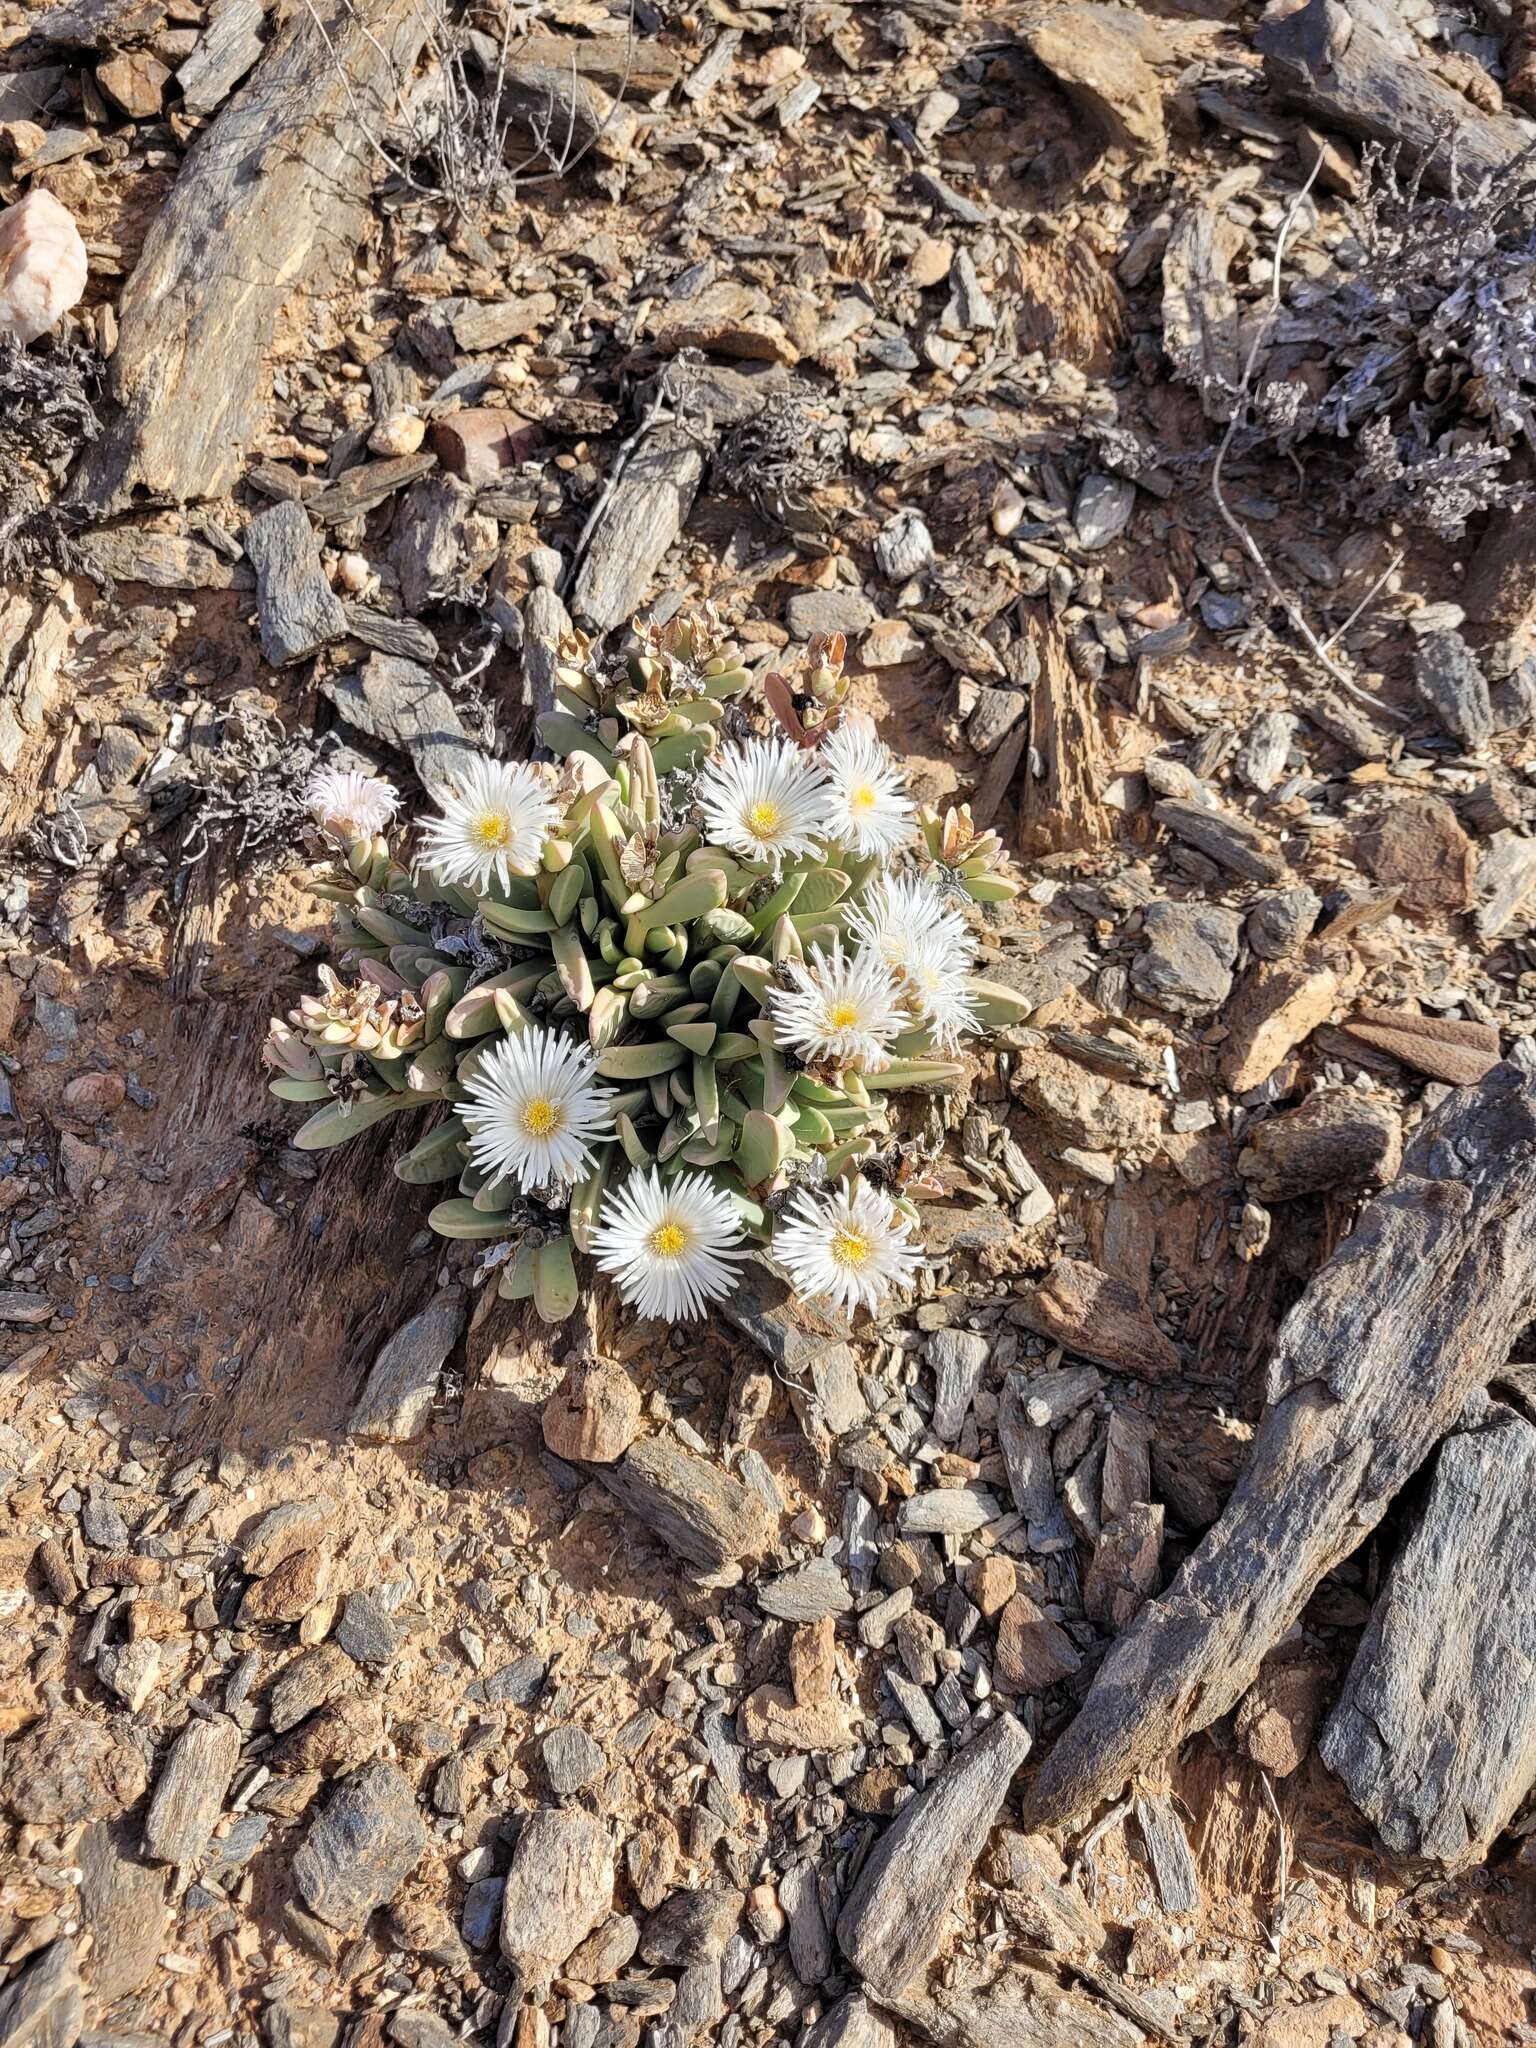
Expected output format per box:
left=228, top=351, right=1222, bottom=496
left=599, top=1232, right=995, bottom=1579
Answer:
left=767, top=942, right=906, bottom=1073
left=591, top=1168, right=747, bottom=1321
left=848, top=872, right=973, bottom=976
left=818, top=720, right=915, bottom=858
left=902, top=929, right=982, bottom=1050
left=418, top=756, right=559, bottom=893
left=696, top=737, right=831, bottom=864
left=305, top=765, right=398, bottom=844
left=772, top=1180, right=923, bottom=1314
left=460, top=1026, right=614, bottom=1193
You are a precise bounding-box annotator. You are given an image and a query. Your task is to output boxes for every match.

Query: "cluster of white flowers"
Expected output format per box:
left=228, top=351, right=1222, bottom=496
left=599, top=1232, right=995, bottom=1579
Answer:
left=697, top=724, right=914, bottom=867
left=297, top=692, right=998, bottom=1329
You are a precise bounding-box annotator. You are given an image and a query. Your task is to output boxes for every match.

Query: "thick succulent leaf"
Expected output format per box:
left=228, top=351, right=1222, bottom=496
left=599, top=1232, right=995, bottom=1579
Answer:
left=293, top=1091, right=422, bottom=1150
left=533, top=1237, right=580, bottom=1322
left=428, top=1198, right=517, bottom=1240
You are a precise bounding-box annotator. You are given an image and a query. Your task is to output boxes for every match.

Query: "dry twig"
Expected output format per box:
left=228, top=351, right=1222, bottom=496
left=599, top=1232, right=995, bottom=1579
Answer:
left=1209, top=158, right=1407, bottom=727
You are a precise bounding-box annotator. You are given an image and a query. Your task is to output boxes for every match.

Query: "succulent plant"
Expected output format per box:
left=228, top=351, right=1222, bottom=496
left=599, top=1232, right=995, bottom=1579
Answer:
left=265, top=606, right=1027, bottom=1324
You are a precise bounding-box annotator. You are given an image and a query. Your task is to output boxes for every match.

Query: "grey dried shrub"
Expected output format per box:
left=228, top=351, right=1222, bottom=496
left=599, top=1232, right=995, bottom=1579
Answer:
left=1236, top=137, right=1536, bottom=539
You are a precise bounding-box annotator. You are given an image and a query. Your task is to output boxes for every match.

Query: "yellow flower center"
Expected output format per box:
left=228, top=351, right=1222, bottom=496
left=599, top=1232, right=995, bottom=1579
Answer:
left=746, top=799, right=784, bottom=839
left=849, top=784, right=877, bottom=813
left=828, top=1001, right=861, bottom=1030
left=473, top=811, right=512, bottom=850
left=830, top=1227, right=872, bottom=1269
left=649, top=1221, right=689, bottom=1258
left=520, top=1096, right=562, bottom=1138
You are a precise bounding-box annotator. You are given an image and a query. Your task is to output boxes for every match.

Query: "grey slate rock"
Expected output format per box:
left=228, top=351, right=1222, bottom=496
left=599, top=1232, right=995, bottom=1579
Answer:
left=485, top=1653, right=547, bottom=1706
left=349, top=1288, right=466, bottom=1442
left=836, top=1713, right=1031, bottom=2000
left=461, top=1876, right=503, bottom=1949
left=292, top=1762, right=426, bottom=1931
left=1412, top=629, right=1494, bottom=749
left=322, top=660, right=481, bottom=809
left=785, top=589, right=878, bottom=639
left=243, top=500, right=348, bottom=666
left=542, top=1726, right=605, bottom=1798
left=1132, top=901, right=1241, bottom=1014
left=722, top=1263, right=866, bottom=1434
left=1152, top=798, right=1287, bottom=883
left=802, top=1995, right=898, bottom=2048
left=1074, top=473, right=1135, bottom=550
left=1247, top=886, right=1320, bottom=960
left=571, top=425, right=705, bottom=633
left=76, top=1824, right=167, bottom=2001
left=142, top=1713, right=241, bottom=1865
left=336, top=1590, right=401, bottom=1669
left=1320, top=1399, right=1536, bottom=1864
left=595, top=1434, right=772, bottom=1574
left=757, top=1558, right=853, bottom=1623
left=0, top=1938, right=82, bottom=2048
left=499, top=1808, right=614, bottom=1981
left=928, top=1328, right=988, bottom=1442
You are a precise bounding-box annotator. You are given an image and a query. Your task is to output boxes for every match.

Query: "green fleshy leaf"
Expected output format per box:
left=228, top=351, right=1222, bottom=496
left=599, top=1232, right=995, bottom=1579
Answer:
left=533, top=1237, right=580, bottom=1321
left=293, top=1091, right=421, bottom=1150
left=394, top=1116, right=468, bottom=1184
left=270, top=1077, right=331, bottom=1102
left=429, top=1198, right=516, bottom=1240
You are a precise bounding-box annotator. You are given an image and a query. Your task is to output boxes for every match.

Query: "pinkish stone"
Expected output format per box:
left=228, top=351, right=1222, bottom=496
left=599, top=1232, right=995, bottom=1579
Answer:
left=0, top=190, right=88, bottom=346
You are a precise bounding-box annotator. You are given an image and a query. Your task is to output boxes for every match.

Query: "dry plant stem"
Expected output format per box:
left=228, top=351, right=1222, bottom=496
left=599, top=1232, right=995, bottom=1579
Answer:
left=1319, top=545, right=1405, bottom=657
left=301, top=0, right=636, bottom=216
left=1068, top=1794, right=1132, bottom=1895
left=1259, top=1770, right=1290, bottom=1954
left=1209, top=158, right=1408, bottom=727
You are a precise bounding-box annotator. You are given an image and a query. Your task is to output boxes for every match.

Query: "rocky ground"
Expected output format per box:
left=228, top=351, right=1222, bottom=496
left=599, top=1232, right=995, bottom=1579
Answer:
left=4, top=0, right=1536, bottom=2044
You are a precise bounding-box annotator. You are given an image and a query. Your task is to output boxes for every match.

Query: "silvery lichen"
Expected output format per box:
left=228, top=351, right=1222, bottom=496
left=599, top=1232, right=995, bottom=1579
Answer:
left=264, top=606, right=1026, bottom=1324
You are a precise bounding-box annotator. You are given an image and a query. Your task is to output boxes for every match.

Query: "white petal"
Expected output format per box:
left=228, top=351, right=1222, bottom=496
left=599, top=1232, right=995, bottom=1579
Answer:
left=767, top=942, right=906, bottom=1073
left=591, top=1168, right=747, bottom=1321
left=819, top=722, right=915, bottom=859
left=306, top=766, right=398, bottom=842
left=697, top=738, right=832, bottom=864
left=418, top=757, right=560, bottom=893
left=460, top=1026, right=614, bottom=1192
left=772, top=1180, right=922, bottom=1313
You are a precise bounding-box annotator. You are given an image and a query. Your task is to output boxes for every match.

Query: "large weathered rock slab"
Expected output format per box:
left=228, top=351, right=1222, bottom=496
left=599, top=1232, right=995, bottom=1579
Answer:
left=836, top=1713, right=1031, bottom=2001
left=72, top=0, right=431, bottom=509
left=1026, top=1058, right=1536, bottom=1829
left=1321, top=1397, right=1536, bottom=1864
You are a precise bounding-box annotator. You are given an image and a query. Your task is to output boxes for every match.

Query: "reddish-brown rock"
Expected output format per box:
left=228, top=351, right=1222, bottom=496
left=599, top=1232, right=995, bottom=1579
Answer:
left=994, top=1592, right=1082, bottom=1694
left=431, top=407, right=542, bottom=485
left=1356, top=795, right=1475, bottom=921
left=1340, top=1007, right=1501, bottom=1086
left=237, top=1546, right=330, bottom=1624
left=1220, top=955, right=1340, bottom=1093
left=542, top=1360, right=641, bottom=1464
left=1236, top=1652, right=1331, bottom=1777
left=1014, top=1258, right=1182, bottom=1382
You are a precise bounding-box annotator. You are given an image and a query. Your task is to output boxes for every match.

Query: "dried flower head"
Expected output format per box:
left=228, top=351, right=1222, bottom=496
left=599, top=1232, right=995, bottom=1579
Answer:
left=306, top=766, right=399, bottom=845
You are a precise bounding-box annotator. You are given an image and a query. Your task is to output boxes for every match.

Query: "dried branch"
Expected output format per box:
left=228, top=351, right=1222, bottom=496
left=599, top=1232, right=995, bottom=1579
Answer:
left=1209, top=158, right=1407, bottom=727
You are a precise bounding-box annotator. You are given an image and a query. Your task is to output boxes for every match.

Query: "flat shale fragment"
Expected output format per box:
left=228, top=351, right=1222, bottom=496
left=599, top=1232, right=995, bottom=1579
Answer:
left=1321, top=1397, right=1536, bottom=1864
